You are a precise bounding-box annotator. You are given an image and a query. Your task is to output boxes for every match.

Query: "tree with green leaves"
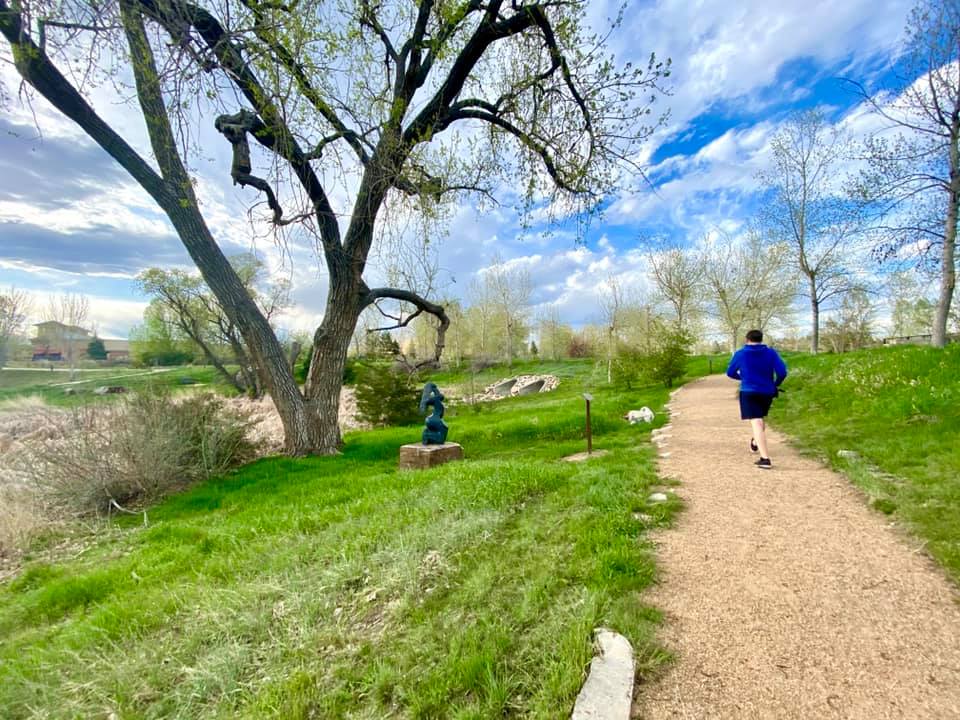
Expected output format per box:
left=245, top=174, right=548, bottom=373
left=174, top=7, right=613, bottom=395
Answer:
left=850, top=0, right=960, bottom=347
left=129, top=305, right=196, bottom=366
left=138, top=255, right=289, bottom=396
left=1, top=0, right=668, bottom=454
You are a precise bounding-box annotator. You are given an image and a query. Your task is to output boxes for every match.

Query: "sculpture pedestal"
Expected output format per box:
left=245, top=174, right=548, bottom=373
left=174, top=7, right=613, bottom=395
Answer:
left=399, top=442, right=464, bottom=470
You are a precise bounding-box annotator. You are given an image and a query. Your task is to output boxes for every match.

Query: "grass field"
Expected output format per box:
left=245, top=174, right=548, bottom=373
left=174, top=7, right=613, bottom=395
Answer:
left=770, top=343, right=960, bottom=582
left=0, top=365, right=236, bottom=405
left=0, top=360, right=688, bottom=719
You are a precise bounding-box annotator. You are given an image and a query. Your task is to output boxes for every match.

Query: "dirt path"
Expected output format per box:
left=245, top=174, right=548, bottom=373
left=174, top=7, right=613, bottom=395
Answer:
left=635, top=375, right=960, bottom=719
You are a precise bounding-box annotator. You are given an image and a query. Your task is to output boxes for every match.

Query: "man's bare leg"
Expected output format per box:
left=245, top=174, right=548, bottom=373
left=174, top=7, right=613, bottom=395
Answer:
left=750, top=418, right=769, bottom=459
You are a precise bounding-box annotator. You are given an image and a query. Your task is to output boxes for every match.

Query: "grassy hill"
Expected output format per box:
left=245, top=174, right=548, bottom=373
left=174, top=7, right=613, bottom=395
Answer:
left=770, top=343, right=960, bottom=581
left=0, top=361, right=681, bottom=719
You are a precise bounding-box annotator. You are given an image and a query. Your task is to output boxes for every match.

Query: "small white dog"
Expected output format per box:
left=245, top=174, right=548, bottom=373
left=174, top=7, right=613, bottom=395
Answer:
left=625, top=407, right=655, bottom=424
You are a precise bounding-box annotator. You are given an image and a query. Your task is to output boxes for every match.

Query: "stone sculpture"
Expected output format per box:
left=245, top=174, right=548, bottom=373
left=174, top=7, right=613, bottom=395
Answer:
left=419, top=382, right=448, bottom=445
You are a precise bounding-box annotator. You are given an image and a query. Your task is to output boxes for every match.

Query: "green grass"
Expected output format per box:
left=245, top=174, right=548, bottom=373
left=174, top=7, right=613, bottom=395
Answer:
left=770, top=343, right=960, bottom=581
left=0, top=365, right=236, bottom=406
left=0, top=360, right=696, bottom=719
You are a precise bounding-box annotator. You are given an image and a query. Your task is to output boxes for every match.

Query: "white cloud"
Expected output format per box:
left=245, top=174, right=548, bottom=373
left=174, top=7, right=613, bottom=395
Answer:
left=588, top=0, right=912, bottom=135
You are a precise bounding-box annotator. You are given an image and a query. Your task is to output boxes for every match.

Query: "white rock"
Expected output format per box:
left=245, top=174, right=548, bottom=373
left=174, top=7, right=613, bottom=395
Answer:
left=648, top=492, right=669, bottom=503
left=571, top=629, right=634, bottom=720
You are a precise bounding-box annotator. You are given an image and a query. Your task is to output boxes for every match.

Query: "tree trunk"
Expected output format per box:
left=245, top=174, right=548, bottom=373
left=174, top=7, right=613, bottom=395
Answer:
left=932, top=179, right=958, bottom=347
left=302, top=269, right=362, bottom=454
left=809, top=274, right=820, bottom=354
left=165, top=206, right=319, bottom=452
left=197, top=334, right=245, bottom=394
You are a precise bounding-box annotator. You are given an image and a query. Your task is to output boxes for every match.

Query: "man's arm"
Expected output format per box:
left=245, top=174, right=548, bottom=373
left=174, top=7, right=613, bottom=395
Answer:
left=725, top=351, right=741, bottom=380
left=772, top=351, right=788, bottom=386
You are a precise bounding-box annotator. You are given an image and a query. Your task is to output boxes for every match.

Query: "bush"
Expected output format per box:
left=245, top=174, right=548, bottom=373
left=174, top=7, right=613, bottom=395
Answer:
left=611, top=346, right=649, bottom=389
left=566, top=335, right=593, bottom=358
left=134, top=348, right=194, bottom=367
left=16, top=389, right=259, bottom=515
left=294, top=348, right=361, bottom=387
left=641, top=328, right=692, bottom=388
left=354, top=364, right=422, bottom=427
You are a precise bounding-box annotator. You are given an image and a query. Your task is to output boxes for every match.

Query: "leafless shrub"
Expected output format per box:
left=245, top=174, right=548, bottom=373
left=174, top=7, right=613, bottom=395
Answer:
left=13, top=390, right=260, bottom=517
left=0, top=485, right=43, bottom=563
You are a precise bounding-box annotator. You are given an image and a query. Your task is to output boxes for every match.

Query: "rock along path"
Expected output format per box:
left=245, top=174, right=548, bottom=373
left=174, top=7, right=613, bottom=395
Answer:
left=635, top=375, right=960, bottom=719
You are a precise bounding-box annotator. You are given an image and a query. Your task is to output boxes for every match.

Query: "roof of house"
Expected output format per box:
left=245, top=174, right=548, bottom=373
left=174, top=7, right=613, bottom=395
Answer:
left=33, top=320, right=91, bottom=337
left=101, top=339, right=130, bottom=352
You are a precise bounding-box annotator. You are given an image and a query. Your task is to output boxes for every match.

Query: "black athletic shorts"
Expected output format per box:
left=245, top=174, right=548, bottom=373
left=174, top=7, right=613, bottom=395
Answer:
left=739, top=391, right=774, bottom=419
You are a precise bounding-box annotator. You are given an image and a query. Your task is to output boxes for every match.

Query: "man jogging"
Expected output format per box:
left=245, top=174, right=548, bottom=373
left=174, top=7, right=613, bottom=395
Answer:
left=725, top=329, right=787, bottom=469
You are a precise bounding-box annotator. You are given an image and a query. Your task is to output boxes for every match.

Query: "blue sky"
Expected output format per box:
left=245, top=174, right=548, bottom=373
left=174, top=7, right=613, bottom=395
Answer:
left=0, top=0, right=917, bottom=338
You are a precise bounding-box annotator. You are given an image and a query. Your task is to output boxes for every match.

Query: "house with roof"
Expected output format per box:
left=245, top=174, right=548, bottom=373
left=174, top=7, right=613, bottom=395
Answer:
left=32, top=321, right=90, bottom=361
left=31, top=322, right=131, bottom=363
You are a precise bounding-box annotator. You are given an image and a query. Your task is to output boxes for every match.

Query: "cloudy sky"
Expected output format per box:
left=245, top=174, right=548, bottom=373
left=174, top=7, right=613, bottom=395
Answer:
left=0, top=0, right=918, bottom=339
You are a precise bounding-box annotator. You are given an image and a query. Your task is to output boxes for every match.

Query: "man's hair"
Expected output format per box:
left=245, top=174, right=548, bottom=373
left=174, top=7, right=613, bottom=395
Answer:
left=746, top=329, right=764, bottom=343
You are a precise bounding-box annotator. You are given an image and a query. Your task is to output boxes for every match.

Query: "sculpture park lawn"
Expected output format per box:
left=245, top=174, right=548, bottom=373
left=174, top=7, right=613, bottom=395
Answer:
left=0, top=360, right=683, bottom=719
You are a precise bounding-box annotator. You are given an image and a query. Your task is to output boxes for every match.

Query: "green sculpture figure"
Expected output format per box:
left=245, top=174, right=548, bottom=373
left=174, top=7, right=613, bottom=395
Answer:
left=419, top=382, right=448, bottom=445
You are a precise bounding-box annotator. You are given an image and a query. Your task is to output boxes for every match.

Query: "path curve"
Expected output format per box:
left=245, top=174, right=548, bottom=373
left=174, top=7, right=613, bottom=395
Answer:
left=635, top=375, right=960, bottom=719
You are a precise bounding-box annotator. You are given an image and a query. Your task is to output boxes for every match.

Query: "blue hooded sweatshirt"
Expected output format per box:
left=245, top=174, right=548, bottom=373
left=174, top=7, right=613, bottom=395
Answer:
left=726, top=344, right=787, bottom=396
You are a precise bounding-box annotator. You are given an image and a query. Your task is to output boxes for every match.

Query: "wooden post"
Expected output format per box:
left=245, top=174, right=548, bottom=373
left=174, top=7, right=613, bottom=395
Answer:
left=583, top=392, right=593, bottom=454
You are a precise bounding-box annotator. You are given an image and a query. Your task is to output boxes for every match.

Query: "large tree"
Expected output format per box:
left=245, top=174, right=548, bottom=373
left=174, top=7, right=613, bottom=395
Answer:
left=851, top=0, right=960, bottom=347
left=1, top=0, right=667, bottom=454
left=700, top=229, right=797, bottom=350
left=647, top=245, right=704, bottom=335
left=757, top=110, right=862, bottom=353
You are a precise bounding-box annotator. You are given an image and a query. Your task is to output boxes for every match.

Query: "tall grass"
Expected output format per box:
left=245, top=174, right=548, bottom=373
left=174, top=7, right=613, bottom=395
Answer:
left=0, top=361, right=684, bottom=719
left=771, top=344, right=960, bottom=580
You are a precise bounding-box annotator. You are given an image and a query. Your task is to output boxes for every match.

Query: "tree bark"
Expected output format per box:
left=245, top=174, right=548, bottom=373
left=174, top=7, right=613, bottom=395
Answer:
left=932, top=176, right=959, bottom=347
left=809, top=274, right=820, bottom=354
left=303, top=270, right=362, bottom=454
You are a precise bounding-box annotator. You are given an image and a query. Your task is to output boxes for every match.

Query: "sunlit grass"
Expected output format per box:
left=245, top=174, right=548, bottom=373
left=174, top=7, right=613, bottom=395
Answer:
left=771, top=343, right=960, bottom=581
left=0, top=359, right=697, bottom=719
left=0, top=365, right=238, bottom=406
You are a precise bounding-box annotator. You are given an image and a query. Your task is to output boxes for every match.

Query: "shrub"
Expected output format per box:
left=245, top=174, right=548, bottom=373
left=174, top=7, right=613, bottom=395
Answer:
left=0, top=485, right=43, bottom=562
left=16, top=389, right=259, bottom=515
left=641, top=328, right=692, bottom=387
left=566, top=335, right=593, bottom=358
left=294, top=348, right=360, bottom=387
left=611, top=346, right=648, bottom=389
left=354, top=364, right=422, bottom=427
left=470, top=356, right=497, bottom=372
left=134, top=348, right=194, bottom=367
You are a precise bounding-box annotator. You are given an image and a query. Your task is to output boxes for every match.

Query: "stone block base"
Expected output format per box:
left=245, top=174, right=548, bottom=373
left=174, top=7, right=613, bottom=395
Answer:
left=399, top=442, right=464, bottom=470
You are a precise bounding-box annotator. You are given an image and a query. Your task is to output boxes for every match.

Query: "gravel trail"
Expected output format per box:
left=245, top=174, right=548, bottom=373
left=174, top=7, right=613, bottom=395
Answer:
left=635, top=375, right=960, bottom=719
